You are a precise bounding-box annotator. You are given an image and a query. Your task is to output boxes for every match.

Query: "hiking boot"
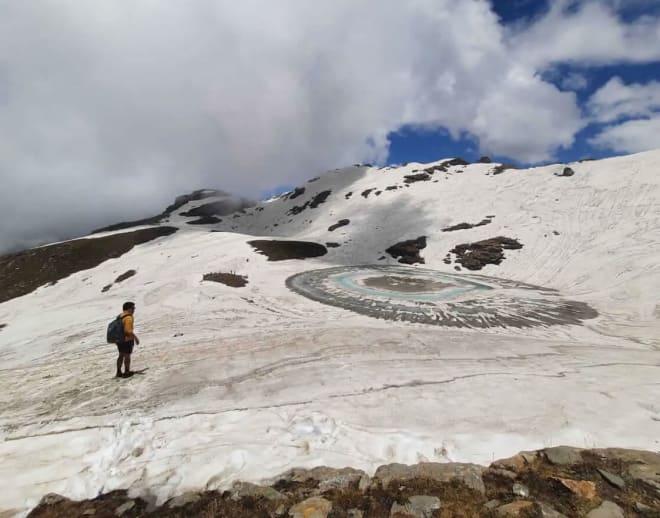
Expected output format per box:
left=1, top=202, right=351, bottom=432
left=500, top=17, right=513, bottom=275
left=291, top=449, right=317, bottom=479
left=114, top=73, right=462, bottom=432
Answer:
left=122, top=371, right=134, bottom=378
left=115, top=371, right=122, bottom=378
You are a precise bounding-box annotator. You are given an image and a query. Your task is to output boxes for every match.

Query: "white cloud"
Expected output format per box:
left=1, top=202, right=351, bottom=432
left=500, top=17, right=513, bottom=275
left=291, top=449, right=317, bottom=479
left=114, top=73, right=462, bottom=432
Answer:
left=0, top=0, right=589, bottom=252
left=589, top=116, right=660, bottom=153
left=1, top=0, right=659, bottom=252
left=587, top=77, right=660, bottom=122
left=510, top=0, right=660, bottom=66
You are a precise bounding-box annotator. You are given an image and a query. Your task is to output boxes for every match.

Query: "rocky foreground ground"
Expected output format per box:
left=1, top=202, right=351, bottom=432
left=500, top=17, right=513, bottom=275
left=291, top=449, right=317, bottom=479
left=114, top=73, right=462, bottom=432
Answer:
left=28, top=446, right=660, bottom=517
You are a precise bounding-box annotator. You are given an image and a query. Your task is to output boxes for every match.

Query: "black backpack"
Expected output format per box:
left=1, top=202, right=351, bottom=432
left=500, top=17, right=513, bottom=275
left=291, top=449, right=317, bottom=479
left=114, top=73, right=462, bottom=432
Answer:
left=106, top=314, right=128, bottom=344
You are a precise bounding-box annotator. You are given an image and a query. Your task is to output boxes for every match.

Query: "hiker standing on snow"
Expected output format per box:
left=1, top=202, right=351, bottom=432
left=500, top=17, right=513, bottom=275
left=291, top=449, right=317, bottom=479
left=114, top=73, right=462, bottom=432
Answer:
left=116, top=301, right=139, bottom=378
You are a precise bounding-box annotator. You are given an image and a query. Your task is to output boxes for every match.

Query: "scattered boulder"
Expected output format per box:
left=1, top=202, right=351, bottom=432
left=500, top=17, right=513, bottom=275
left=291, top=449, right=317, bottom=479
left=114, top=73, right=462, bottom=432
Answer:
left=361, top=188, right=375, bottom=198
left=442, top=218, right=492, bottom=232
left=556, top=478, right=597, bottom=500
left=597, top=469, right=625, bottom=489
left=386, top=185, right=399, bottom=190
left=289, top=496, right=332, bottom=518
left=328, top=219, right=350, bottom=232
left=373, top=462, right=485, bottom=494
left=555, top=167, right=575, bottom=177
left=478, top=156, right=492, bottom=163
left=203, top=272, right=248, bottom=288
left=345, top=191, right=353, bottom=199
left=0, top=227, right=177, bottom=304
left=496, top=501, right=536, bottom=516
left=249, top=240, right=328, bottom=261
left=230, top=481, right=285, bottom=502
left=544, top=446, right=583, bottom=466
left=114, top=500, right=135, bottom=516
left=586, top=501, right=624, bottom=518
left=325, top=242, right=341, bottom=248
left=0, top=323, right=6, bottom=331
left=450, top=236, right=523, bottom=270
left=166, top=492, right=201, bottom=509
left=385, top=236, right=427, bottom=265
left=390, top=495, right=441, bottom=517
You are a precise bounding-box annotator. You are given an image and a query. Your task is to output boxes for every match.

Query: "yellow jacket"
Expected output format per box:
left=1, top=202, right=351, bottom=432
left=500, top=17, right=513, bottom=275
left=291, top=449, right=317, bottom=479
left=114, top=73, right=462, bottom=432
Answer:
left=120, top=311, right=134, bottom=341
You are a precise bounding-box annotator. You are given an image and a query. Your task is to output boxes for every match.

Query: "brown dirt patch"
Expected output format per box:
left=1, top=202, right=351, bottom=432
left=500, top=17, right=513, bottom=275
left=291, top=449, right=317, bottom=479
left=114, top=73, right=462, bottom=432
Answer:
left=202, top=272, right=248, bottom=288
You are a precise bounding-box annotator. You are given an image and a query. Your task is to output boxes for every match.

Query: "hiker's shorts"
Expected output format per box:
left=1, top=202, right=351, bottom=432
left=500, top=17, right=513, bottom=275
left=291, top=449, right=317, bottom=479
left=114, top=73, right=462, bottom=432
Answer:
left=117, top=341, right=134, bottom=354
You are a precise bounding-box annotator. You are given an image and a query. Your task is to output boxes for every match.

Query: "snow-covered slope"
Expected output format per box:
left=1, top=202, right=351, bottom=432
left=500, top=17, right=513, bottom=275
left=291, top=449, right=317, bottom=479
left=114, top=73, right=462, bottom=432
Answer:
left=0, top=151, right=659, bottom=516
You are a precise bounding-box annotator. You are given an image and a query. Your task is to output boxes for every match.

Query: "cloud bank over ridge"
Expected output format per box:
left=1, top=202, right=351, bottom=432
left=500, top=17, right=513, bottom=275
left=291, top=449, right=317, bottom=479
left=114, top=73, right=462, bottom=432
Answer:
left=1, top=0, right=659, bottom=252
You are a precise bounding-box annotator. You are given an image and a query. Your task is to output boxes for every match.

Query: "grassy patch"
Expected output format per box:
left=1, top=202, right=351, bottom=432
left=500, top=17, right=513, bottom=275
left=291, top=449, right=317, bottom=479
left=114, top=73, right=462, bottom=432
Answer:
left=203, top=272, right=248, bottom=288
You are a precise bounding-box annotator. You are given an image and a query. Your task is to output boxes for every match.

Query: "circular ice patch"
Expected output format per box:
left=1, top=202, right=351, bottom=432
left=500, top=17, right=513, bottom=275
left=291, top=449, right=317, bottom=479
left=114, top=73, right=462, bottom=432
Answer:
left=286, top=265, right=598, bottom=328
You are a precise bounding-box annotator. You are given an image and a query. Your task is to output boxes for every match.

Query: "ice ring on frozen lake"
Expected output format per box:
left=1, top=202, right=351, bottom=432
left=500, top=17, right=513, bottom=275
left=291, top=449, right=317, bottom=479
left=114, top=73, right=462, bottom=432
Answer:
left=286, top=265, right=598, bottom=328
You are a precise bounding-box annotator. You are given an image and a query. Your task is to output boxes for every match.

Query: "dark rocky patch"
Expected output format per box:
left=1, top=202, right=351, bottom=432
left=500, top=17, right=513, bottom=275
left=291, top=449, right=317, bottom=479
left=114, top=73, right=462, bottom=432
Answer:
left=287, top=190, right=332, bottom=216
left=385, top=185, right=398, bottom=191
left=403, top=173, right=431, bottom=184
left=93, top=189, right=227, bottom=233
left=478, top=156, right=492, bottom=163
left=203, top=272, right=248, bottom=288
left=553, top=230, right=560, bottom=236
left=385, top=236, right=427, bottom=265
left=451, top=236, right=523, bottom=270
left=344, top=191, right=353, bottom=200
left=325, top=242, right=341, bottom=248
left=309, top=190, right=331, bottom=208
left=442, top=218, right=492, bottom=232
left=375, top=190, right=382, bottom=196
left=288, top=187, right=305, bottom=200
left=186, top=215, right=222, bottom=225
left=287, top=203, right=308, bottom=216
left=361, top=188, right=375, bottom=198
left=0, top=323, right=7, bottom=330
left=556, top=166, right=575, bottom=177
left=115, top=269, right=137, bottom=283
left=249, top=240, right=327, bottom=261
left=491, top=163, right=518, bottom=175
left=328, top=219, right=350, bottom=232
left=29, top=447, right=660, bottom=518
left=180, top=198, right=253, bottom=218
left=424, top=157, right=469, bottom=174
left=101, top=284, right=112, bottom=293
left=0, top=227, right=177, bottom=304
left=308, top=176, right=320, bottom=182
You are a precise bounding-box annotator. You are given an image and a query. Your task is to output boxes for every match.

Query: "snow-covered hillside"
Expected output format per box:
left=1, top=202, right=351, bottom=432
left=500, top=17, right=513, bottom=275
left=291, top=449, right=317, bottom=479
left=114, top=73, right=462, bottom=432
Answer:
left=1, top=150, right=659, bottom=516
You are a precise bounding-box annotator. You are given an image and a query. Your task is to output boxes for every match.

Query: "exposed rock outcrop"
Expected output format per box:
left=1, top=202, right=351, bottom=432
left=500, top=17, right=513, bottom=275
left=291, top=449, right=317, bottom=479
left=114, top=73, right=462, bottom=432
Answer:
left=385, top=237, right=427, bottom=264
left=450, top=236, right=523, bottom=270
left=28, top=447, right=660, bottom=517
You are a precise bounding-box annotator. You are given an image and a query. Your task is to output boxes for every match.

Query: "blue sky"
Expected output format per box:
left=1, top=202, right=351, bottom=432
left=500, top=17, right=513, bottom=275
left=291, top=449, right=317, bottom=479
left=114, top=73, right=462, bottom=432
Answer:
left=388, top=0, right=660, bottom=167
